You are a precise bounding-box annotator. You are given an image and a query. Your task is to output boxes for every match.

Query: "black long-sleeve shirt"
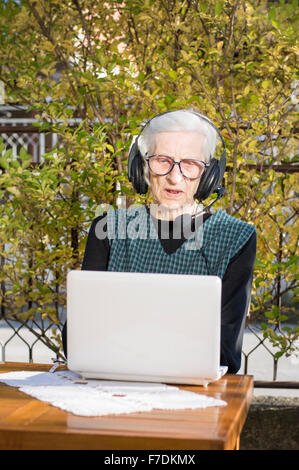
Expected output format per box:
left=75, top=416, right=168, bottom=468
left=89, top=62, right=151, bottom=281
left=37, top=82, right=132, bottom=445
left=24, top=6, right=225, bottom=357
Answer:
left=62, top=211, right=256, bottom=373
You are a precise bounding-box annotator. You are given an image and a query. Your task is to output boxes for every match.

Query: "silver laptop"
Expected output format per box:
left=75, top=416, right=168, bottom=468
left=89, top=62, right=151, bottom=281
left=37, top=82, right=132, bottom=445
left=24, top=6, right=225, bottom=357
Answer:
left=67, top=270, right=227, bottom=386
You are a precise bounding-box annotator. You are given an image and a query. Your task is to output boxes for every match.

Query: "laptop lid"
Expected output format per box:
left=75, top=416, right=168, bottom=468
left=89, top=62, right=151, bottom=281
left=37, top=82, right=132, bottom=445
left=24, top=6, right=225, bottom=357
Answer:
left=67, top=270, right=224, bottom=385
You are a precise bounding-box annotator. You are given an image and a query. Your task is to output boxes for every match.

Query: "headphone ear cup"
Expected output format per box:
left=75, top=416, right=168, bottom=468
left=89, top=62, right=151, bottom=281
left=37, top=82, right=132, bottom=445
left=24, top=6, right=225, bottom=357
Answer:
left=195, top=158, right=220, bottom=201
left=128, top=149, right=148, bottom=195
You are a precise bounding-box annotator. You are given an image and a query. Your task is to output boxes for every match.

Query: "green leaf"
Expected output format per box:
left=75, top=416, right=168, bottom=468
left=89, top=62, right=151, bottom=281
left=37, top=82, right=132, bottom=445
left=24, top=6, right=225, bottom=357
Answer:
left=271, top=19, right=280, bottom=30
left=106, top=144, right=114, bottom=153
left=277, top=315, right=288, bottom=322
left=255, top=259, right=266, bottom=268
left=268, top=7, right=276, bottom=21
left=215, top=1, right=223, bottom=16
left=19, top=147, right=31, bottom=160
left=0, top=156, right=9, bottom=171
left=265, top=311, right=276, bottom=319
left=168, top=70, right=177, bottom=80
left=200, top=1, right=208, bottom=13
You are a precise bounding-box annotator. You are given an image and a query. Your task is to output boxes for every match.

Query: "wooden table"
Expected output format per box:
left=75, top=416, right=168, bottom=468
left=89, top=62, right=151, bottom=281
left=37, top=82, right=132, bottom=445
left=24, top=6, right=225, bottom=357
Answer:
left=0, top=362, right=253, bottom=450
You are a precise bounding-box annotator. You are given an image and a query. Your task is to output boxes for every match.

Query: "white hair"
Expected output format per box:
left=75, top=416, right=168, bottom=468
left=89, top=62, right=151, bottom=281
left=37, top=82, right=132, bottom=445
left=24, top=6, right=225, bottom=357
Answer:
left=134, top=109, right=218, bottom=187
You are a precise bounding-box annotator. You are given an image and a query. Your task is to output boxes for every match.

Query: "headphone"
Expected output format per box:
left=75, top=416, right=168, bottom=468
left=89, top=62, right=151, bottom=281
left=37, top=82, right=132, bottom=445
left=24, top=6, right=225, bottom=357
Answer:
left=128, top=110, right=226, bottom=203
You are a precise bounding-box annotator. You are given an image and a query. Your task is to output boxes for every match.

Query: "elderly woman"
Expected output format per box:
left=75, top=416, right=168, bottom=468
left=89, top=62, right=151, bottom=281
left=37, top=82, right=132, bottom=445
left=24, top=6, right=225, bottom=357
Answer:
left=62, top=109, right=256, bottom=373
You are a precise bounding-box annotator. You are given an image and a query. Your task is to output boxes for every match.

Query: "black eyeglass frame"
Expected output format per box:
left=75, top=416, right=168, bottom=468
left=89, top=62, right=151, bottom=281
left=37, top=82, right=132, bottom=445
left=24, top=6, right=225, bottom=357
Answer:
left=145, top=155, right=210, bottom=180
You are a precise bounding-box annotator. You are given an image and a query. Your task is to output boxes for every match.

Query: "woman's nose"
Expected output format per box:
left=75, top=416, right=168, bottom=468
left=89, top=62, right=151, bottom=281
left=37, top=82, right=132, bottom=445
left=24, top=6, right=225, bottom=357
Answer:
left=166, top=162, right=183, bottom=183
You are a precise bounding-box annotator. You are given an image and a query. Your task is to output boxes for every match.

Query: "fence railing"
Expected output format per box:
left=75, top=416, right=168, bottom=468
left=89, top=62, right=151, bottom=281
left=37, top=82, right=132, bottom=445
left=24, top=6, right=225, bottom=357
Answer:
left=0, top=318, right=63, bottom=363
left=1, top=315, right=299, bottom=389
left=0, top=106, right=82, bottom=162
left=0, top=118, right=58, bottom=163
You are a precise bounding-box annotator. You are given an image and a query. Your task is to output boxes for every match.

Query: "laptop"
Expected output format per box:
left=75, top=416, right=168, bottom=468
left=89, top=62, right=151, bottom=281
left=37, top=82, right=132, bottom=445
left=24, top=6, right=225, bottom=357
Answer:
left=66, top=270, right=227, bottom=386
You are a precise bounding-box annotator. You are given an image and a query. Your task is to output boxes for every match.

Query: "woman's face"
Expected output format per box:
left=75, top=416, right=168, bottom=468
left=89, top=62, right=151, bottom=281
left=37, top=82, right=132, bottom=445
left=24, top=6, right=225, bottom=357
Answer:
left=149, top=131, right=206, bottom=218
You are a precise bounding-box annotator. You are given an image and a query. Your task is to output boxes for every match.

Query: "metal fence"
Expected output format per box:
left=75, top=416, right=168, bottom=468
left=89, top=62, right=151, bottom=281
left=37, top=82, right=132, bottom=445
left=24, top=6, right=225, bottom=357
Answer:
left=1, top=314, right=299, bottom=389
left=0, top=106, right=58, bottom=162
left=0, top=317, right=63, bottom=363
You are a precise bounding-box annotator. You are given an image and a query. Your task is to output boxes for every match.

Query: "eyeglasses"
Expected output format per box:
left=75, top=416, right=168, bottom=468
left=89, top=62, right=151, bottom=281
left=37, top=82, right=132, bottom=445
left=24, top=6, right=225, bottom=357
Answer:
left=146, top=155, right=209, bottom=180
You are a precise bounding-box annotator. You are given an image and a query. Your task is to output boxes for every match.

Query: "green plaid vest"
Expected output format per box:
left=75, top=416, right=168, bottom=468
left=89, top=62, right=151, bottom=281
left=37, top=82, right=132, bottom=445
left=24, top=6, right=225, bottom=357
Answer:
left=107, top=207, right=255, bottom=279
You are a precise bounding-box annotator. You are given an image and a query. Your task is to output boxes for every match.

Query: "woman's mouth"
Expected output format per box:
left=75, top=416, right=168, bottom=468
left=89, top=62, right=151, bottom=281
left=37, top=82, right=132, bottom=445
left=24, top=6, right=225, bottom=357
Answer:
left=164, top=188, right=183, bottom=198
